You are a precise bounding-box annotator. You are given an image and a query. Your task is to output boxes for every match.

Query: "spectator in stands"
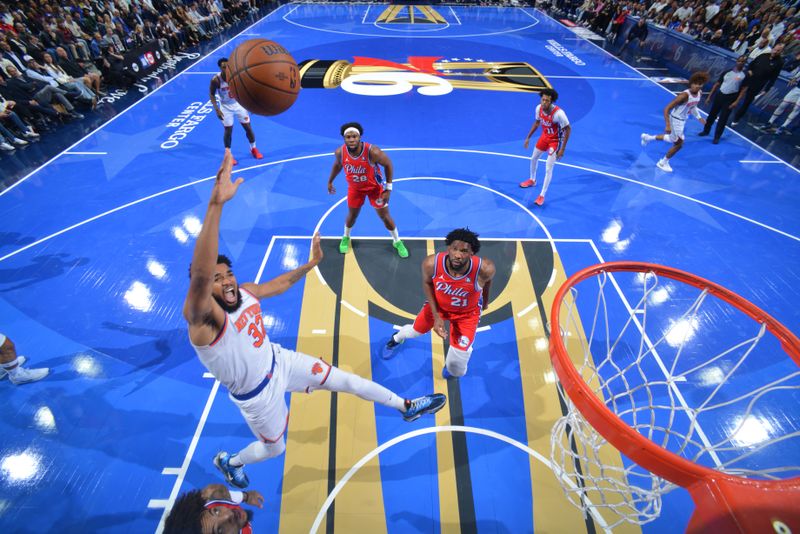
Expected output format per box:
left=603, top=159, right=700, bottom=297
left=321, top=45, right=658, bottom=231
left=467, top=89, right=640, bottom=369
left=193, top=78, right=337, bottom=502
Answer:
left=619, top=17, right=649, bottom=58
left=54, top=46, right=103, bottom=97
left=41, top=52, right=96, bottom=107
left=732, top=43, right=786, bottom=125
left=2, top=64, right=81, bottom=121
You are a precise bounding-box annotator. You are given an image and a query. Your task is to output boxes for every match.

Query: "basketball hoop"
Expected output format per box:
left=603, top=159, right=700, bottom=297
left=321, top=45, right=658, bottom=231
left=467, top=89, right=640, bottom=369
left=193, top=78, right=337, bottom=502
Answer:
left=548, top=262, right=800, bottom=532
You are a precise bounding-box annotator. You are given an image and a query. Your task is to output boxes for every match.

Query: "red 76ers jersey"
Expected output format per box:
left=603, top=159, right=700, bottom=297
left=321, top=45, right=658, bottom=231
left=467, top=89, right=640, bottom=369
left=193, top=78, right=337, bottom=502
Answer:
left=341, top=142, right=384, bottom=189
left=432, top=252, right=483, bottom=316
left=538, top=104, right=569, bottom=141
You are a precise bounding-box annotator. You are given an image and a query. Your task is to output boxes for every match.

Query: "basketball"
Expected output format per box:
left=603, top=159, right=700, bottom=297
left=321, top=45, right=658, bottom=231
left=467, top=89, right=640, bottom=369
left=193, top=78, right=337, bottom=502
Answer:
left=226, top=39, right=300, bottom=116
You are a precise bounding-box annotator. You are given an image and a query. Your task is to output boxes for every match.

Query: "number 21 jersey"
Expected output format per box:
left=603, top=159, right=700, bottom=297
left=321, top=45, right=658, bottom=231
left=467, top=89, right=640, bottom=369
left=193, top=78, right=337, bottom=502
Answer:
left=432, top=252, right=484, bottom=317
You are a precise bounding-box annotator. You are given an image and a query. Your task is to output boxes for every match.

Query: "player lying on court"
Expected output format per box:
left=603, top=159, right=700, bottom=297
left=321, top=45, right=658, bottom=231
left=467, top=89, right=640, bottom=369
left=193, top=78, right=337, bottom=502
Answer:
left=184, top=150, right=446, bottom=489
left=382, top=228, right=495, bottom=379
left=327, top=122, right=409, bottom=258
left=164, top=483, right=264, bottom=534
left=641, top=71, right=709, bottom=172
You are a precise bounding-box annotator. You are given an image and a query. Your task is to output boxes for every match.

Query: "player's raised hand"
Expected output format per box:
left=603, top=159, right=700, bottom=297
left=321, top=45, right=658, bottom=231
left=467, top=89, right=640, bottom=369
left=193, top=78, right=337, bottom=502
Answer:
left=310, top=232, right=323, bottom=264
left=210, top=149, right=243, bottom=205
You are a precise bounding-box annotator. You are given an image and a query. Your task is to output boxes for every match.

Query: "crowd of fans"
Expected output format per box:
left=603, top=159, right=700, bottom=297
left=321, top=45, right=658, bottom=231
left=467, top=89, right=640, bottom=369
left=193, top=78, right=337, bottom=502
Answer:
left=0, top=0, right=266, bottom=153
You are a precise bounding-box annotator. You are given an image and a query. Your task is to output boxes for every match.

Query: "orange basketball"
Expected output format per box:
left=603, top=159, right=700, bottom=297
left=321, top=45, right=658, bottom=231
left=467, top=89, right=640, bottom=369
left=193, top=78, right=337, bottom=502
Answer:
left=226, top=39, right=300, bottom=116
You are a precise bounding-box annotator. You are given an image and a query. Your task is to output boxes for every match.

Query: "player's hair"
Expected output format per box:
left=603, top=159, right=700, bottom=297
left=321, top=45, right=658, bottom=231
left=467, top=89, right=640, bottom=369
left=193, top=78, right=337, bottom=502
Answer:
left=217, top=57, right=227, bottom=67
left=163, top=489, right=204, bottom=534
left=540, top=88, right=559, bottom=102
left=689, top=71, right=710, bottom=86
left=188, top=255, right=233, bottom=278
left=340, top=122, right=363, bottom=136
left=445, top=228, right=481, bottom=254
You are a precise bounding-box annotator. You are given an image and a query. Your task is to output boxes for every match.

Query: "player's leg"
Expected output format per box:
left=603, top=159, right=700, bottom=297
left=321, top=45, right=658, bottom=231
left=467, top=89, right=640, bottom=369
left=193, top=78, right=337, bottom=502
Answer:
left=536, top=143, right=558, bottom=206
left=657, top=118, right=683, bottom=172
left=340, top=191, right=364, bottom=253
left=442, top=314, right=479, bottom=378
left=284, top=348, right=446, bottom=422
left=238, top=109, right=262, bottom=159
left=520, top=146, right=545, bottom=187
left=0, top=333, right=48, bottom=385
left=382, top=303, right=435, bottom=359
left=373, top=193, right=408, bottom=257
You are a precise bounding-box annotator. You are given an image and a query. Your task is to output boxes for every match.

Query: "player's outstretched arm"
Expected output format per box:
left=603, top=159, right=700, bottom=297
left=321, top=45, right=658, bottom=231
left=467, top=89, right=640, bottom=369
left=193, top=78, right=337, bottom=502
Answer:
left=327, top=147, right=343, bottom=194
left=184, top=150, right=242, bottom=345
left=242, top=233, right=323, bottom=299
left=479, top=258, right=496, bottom=311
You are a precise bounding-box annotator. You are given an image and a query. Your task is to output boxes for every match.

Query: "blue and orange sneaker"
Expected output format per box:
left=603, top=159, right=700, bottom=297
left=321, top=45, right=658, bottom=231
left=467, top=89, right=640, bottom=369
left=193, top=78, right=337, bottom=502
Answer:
left=402, top=393, right=447, bottom=422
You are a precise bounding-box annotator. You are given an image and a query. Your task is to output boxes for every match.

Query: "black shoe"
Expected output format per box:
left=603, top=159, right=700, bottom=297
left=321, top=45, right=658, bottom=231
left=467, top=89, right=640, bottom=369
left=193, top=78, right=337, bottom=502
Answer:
left=698, top=131, right=709, bottom=136
left=712, top=138, right=720, bottom=144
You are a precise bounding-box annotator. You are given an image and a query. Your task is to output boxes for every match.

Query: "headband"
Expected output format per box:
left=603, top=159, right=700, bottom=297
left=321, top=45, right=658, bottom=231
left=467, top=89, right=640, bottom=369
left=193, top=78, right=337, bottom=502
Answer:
left=343, top=127, right=361, bottom=137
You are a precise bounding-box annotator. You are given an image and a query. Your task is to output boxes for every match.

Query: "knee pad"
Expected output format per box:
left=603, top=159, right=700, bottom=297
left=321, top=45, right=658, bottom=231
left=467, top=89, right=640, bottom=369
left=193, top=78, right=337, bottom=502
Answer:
left=445, top=346, right=472, bottom=377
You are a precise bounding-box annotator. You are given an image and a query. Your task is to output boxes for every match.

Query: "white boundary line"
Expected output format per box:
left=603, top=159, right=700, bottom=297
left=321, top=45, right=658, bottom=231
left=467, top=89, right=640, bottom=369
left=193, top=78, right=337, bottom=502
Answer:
left=63, top=151, right=108, bottom=155
left=3, top=147, right=799, bottom=265
left=449, top=5, right=462, bottom=25
left=0, top=4, right=285, bottom=198
left=308, top=425, right=611, bottom=534
left=541, top=9, right=800, bottom=174
left=740, top=159, right=782, bottom=164
left=153, top=236, right=279, bottom=533
left=361, top=4, right=370, bottom=24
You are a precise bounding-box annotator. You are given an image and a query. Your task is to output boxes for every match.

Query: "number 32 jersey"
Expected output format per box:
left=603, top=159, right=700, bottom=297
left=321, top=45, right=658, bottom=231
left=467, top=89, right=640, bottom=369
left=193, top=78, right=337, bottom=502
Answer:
left=432, top=252, right=484, bottom=317
left=191, top=288, right=274, bottom=397
left=341, top=142, right=384, bottom=190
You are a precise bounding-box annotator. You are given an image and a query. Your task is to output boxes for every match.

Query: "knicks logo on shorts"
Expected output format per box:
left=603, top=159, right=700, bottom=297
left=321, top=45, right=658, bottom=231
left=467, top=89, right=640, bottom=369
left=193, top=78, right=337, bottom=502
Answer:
left=458, top=335, right=471, bottom=348
left=311, top=362, right=324, bottom=375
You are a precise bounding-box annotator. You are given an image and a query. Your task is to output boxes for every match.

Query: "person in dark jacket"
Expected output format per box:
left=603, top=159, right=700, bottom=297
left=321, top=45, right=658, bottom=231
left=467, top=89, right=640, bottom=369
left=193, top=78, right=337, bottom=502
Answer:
left=732, top=44, right=785, bottom=125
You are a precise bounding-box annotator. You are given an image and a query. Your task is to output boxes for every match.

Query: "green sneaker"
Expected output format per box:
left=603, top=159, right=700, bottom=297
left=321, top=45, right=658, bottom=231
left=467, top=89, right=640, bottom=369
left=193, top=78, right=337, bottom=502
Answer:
left=393, top=240, right=409, bottom=258
left=339, top=236, right=350, bottom=254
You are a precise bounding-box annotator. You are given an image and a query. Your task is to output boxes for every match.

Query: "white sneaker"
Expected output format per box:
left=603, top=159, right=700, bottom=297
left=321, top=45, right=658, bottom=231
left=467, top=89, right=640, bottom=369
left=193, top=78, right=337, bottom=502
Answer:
left=641, top=133, right=650, bottom=147
left=12, top=137, right=28, bottom=146
left=8, top=365, right=49, bottom=385
left=0, top=142, right=14, bottom=151
left=0, top=356, right=27, bottom=379
left=23, top=130, right=40, bottom=139
left=656, top=158, right=673, bottom=172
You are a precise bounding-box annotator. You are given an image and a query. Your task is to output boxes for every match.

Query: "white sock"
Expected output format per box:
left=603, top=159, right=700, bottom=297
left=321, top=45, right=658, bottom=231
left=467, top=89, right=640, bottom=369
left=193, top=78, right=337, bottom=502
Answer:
left=394, top=324, right=424, bottom=343
left=250, top=142, right=256, bottom=149
left=321, top=366, right=406, bottom=410
left=644, top=134, right=656, bottom=141
left=1, top=357, right=19, bottom=371
left=389, top=228, right=399, bottom=242
left=540, top=153, right=557, bottom=197
left=344, top=226, right=352, bottom=237
left=234, top=440, right=285, bottom=465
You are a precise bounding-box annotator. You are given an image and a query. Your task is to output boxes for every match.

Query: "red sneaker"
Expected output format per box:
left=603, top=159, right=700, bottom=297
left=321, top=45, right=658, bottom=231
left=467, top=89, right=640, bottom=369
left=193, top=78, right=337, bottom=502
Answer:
left=519, top=178, right=536, bottom=188
left=251, top=147, right=263, bottom=159
left=534, top=195, right=545, bottom=206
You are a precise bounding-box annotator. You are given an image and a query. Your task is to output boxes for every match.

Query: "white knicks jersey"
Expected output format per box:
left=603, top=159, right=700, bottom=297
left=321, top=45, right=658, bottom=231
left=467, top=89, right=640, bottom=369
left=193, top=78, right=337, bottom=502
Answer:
left=214, top=74, right=237, bottom=106
left=191, top=288, right=274, bottom=396
left=671, top=89, right=701, bottom=121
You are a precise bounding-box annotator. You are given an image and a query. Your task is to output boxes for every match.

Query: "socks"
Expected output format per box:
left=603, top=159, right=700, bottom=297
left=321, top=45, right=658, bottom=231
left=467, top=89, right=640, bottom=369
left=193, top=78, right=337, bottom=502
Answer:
left=389, top=228, right=399, bottom=243
left=344, top=226, right=352, bottom=237
left=1, top=357, right=19, bottom=371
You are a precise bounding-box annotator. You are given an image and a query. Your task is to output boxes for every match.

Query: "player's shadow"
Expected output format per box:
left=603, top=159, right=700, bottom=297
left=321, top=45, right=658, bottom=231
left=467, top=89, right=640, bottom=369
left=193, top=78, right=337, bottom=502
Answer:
left=0, top=253, right=90, bottom=291
left=0, top=231, right=37, bottom=248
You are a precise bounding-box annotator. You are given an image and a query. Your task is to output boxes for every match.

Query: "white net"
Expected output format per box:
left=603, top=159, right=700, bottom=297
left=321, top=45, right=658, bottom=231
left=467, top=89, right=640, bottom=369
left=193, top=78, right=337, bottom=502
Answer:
left=550, top=268, right=800, bottom=529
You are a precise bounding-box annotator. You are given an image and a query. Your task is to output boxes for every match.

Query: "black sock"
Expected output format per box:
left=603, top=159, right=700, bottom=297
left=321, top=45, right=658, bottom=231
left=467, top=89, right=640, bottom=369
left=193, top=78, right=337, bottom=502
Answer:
left=386, top=334, right=399, bottom=347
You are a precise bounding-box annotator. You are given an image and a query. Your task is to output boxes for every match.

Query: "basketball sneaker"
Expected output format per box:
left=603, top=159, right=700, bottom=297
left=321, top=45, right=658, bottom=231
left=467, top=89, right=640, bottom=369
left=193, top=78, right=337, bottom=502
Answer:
left=656, top=158, right=673, bottom=172
left=213, top=451, right=249, bottom=489
left=251, top=147, right=263, bottom=159
left=8, top=364, right=49, bottom=385
left=0, top=356, right=25, bottom=380
left=393, top=240, right=409, bottom=258
left=640, top=133, right=650, bottom=147
left=402, top=393, right=447, bottom=422
left=534, top=195, right=545, bottom=206
left=339, top=236, right=350, bottom=254
left=381, top=335, right=403, bottom=360
left=519, top=178, right=536, bottom=188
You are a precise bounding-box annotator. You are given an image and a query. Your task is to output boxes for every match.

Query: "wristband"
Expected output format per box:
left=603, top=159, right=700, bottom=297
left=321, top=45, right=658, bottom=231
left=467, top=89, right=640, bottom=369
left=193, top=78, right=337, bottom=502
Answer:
left=386, top=183, right=393, bottom=191
left=229, top=490, right=244, bottom=504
